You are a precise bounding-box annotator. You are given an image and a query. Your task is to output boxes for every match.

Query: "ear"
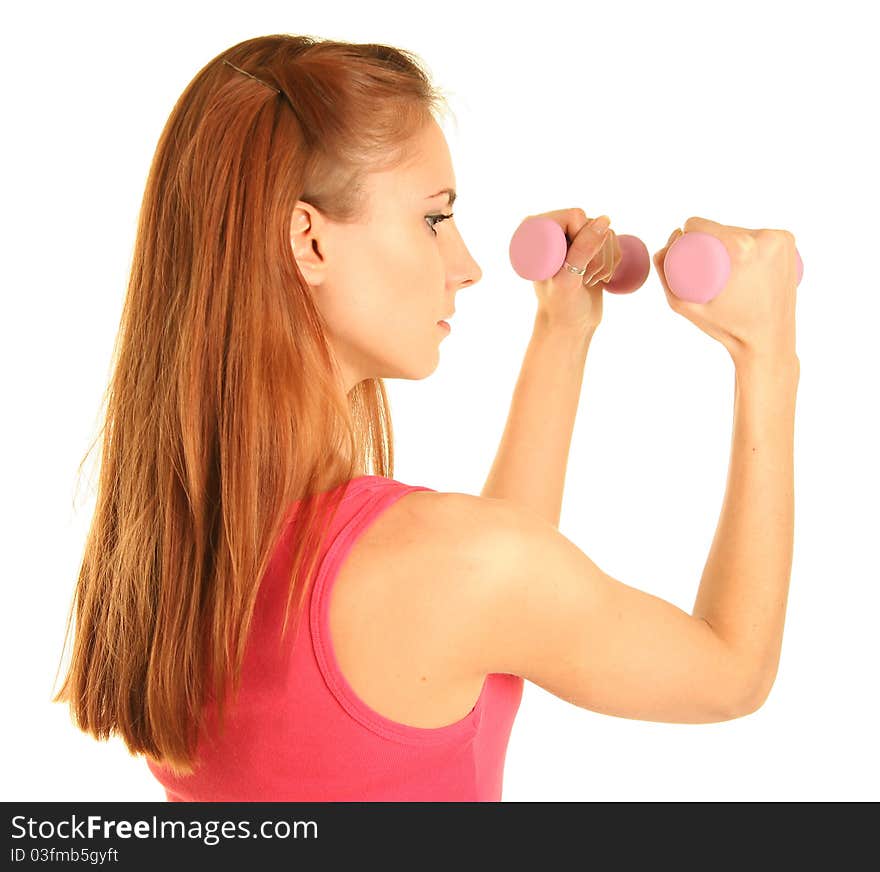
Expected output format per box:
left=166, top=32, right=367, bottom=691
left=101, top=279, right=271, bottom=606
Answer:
left=289, top=202, right=326, bottom=284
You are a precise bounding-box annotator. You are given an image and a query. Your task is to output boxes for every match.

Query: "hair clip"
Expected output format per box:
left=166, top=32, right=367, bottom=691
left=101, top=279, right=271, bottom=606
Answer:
left=222, top=59, right=281, bottom=94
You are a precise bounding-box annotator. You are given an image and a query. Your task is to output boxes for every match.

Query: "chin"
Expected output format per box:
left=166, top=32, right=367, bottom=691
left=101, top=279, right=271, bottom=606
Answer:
left=385, top=351, right=441, bottom=381
left=411, top=357, right=441, bottom=380
left=370, top=333, right=442, bottom=381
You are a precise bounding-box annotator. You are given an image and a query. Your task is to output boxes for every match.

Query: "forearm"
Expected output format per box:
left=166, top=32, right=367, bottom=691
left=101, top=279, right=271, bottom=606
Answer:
left=480, top=313, right=591, bottom=528
left=692, top=352, right=800, bottom=708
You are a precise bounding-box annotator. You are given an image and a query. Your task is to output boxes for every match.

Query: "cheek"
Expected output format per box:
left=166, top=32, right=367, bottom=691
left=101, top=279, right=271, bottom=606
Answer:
left=372, top=232, right=439, bottom=313
left=328, top=222, right=441, bottom=331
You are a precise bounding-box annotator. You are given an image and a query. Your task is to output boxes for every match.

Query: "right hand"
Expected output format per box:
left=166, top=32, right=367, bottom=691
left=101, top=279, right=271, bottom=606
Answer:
left=652, top=217, right=799, bottom=363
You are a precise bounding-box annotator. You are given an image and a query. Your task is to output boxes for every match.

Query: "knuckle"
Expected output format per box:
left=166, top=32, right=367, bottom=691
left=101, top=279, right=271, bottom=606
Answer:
left=758, top=228, right=794, bottom=249
left=735, top=233, right=758, bottom=256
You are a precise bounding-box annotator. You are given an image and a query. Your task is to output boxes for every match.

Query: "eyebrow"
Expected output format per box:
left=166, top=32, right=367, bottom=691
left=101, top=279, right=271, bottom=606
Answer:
left=425, top=188, right=457, bottom=207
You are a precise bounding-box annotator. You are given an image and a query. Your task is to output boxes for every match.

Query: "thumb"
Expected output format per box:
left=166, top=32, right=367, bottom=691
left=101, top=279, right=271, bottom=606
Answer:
left=653, top=227, right=684, bottom=304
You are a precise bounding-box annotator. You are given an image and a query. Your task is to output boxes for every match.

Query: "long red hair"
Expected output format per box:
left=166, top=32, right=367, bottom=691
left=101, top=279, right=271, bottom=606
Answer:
left=51, top=33, right=452, bottom=777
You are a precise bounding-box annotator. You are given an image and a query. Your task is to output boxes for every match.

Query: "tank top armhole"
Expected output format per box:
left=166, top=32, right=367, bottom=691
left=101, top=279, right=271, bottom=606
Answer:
left=309, top=478, right=490, bottom=746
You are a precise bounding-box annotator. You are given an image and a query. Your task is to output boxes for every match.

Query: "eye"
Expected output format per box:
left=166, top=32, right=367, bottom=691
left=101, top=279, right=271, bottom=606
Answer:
left=425, top=212, right=454, bottom=235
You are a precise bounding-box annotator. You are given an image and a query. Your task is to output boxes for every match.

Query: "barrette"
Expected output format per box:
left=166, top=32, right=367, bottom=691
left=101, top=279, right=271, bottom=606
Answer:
left=222, top=59, right=281, bottom=95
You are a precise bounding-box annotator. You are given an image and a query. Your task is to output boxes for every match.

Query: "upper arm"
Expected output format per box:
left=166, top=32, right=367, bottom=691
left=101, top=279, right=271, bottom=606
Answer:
left=425, top=493, right=757, bottom=724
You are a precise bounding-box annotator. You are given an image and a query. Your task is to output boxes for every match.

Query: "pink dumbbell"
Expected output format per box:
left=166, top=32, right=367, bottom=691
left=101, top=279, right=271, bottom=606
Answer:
left=508, top=216, right=650, bottom=294
left=661, top=231, right=804, bottom=302
left=509, top=217, right=804, bottom=302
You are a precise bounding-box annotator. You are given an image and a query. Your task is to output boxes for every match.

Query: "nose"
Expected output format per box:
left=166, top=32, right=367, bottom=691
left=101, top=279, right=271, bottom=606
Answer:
left=448, top=227, right=482, bottom=291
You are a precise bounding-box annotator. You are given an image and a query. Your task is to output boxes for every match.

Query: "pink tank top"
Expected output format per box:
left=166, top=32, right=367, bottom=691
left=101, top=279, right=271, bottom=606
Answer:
left=146, top=474, right=524, bottom=801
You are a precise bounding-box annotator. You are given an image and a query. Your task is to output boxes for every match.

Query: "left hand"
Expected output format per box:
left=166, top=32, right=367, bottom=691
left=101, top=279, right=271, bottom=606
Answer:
left=531, top=208, right=622, bottom=337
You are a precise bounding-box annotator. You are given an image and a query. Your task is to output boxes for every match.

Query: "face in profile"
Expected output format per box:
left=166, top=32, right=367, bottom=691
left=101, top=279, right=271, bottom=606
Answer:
left=290, top=117, right=483, bottom=392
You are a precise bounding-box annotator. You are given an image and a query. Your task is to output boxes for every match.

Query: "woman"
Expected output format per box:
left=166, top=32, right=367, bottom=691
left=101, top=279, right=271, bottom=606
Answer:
left=52, top=33, right=800, bottom=801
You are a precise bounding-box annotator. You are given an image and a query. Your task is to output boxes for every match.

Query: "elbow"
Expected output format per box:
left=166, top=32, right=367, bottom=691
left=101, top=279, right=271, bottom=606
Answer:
left=726, top=696, right=763, bottom=721
left=728, top=674, right=775, bottom=720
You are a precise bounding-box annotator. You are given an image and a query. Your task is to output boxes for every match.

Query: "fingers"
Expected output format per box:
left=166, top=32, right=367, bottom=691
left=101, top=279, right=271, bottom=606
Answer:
left=600, top=238, right=612, bottom=282
left=581, top=228, right=618, bottom=286
left=597, top=233, right=614, bottom=284
left=530, top=208, right=615, bottom=279
left=585, top=233, right=622, bottom=286
left=561, top=210, right=608, bottom=265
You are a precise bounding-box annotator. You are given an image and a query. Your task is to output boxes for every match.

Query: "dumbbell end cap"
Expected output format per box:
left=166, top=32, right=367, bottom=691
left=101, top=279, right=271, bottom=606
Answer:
left=509, top=216, right=567, bottom=280
left=664, top=231, right=731, bottom=303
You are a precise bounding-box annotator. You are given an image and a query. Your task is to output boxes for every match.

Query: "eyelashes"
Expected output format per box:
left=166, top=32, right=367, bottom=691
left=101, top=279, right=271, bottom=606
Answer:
left=426, top=212, right=454, bottom=235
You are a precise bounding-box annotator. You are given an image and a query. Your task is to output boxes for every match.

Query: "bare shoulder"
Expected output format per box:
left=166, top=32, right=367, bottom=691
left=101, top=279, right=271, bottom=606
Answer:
left=396, top=488, right=528, bottom=539
left=340, top=488, right=526, bottom=667
left=367, top=489, right=548, bottom=668
left=327, top=488, right=514, bottom=728
left=383, top=489, right=761, bottom=724
left=382, top=489, right=535, bottom=591
left=351, top=488, right=526, bottom=576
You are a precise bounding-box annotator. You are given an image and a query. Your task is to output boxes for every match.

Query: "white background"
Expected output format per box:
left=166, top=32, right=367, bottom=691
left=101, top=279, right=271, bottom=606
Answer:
left=3, top=0, right=877, bottom=801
